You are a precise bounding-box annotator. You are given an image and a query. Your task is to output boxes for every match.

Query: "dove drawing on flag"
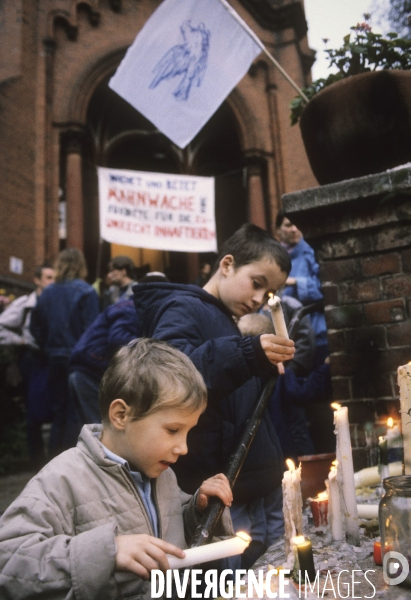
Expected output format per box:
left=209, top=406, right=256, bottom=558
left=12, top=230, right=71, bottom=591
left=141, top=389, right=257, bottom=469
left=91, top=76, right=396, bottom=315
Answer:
left=149, top=20, right=211, bottom=101
left=109, top=0, right=262, bottom=147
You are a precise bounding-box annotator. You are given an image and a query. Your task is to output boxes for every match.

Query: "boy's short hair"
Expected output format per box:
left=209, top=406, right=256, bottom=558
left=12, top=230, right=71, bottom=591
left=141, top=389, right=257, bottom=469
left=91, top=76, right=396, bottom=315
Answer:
left=212, top=224, right=291, bottom=275
left=108, top=256, right=135, bottom=278
left=99, top=338, right=207, bottom=422
left=238, top=313, right=275, bottom=337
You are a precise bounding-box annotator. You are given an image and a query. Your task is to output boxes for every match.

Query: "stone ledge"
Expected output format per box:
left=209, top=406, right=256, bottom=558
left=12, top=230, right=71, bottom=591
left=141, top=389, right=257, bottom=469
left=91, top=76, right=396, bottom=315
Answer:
left=282, top=163, right=411, bottom=214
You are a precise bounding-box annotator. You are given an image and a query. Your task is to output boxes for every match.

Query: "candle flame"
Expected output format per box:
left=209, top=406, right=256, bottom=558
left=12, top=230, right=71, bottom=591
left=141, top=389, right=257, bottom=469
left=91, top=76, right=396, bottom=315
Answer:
left=316, top=491, right=328, bottom=500
left=285, top=458, right=295, bottom=472
left=236, top=531, right=251, bottom=544
left=268, top=292, right=274, bottom=299
left=332, top=460, right=338, bottom=466
left=291, top=535, right=306, bottom=546
left=379, top=436, right=385, bottom=443
left=387, top=417, right=394, bottom=428
left=331, top=402, right=341, bottom=410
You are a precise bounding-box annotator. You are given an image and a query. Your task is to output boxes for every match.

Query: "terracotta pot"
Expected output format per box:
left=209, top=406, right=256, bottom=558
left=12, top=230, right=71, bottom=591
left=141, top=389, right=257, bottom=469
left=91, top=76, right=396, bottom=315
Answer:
left=299, top=70, right=411, bottom=185
left=298, top=452, right=336, bottom=503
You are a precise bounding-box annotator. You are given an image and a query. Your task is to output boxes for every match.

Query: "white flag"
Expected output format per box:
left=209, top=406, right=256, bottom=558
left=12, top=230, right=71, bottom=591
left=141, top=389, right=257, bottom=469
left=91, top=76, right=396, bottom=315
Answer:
left=109, top=0, right=262, bottom=148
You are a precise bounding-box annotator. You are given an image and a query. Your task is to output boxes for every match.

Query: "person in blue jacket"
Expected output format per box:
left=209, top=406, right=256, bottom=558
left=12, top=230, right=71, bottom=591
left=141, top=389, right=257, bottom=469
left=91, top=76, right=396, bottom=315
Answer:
left=69, top=300, right=140, bottom=426
left=30, top=248, right=99, bottom=457
left=276, top=211, right=329, bottom=366
left=133, top=224, right=295, bottom=567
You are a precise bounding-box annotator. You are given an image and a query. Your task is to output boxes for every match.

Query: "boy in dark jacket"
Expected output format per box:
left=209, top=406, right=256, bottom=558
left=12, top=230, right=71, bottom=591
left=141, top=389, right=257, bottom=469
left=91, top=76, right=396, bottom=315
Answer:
left=133, top=224, right=295, bottom=567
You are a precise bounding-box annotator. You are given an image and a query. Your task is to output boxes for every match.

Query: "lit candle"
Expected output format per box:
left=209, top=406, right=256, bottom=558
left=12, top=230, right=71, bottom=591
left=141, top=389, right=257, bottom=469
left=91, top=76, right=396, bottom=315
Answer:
left=386, top=417, right=403, bottom=463
left=267, top=294, right=288, bottom=374
left=332, top=403, right=360, bottom=545
left=291, top=535, right=316, bottom=582
left=309, top=491, right=328, bottom=527
left=282, top=459, right=303, bottom=559
left=398, top=362, right=411, bottom=474
left=373, top=541, right=382, bottom=566
left=166, top=532, right=251, bottom=569
left=326, top=460, right=344, bottom=542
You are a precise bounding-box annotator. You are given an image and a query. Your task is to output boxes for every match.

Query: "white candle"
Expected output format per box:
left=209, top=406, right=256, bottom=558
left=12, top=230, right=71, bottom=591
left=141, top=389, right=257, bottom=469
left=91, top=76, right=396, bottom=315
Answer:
left=357, top=504, right=378, bottom=519
left=326, top=462, right=344, bottom=542
left=282, top=459, right=303, bottom=559
left=166, top=532, right=251, bottom=569
left=267, top=294, right=289, bottom=338
left=267, top=294, right=288, bottom=373
left=398, top=363, right=411, bottom=474
left=354, top=462, right=402, bottom=487
left=332, top=403, right=360, bottom=546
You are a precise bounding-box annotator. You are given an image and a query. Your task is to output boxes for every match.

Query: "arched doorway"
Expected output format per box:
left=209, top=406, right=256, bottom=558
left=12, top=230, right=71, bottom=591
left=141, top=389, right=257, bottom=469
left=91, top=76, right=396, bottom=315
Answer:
left=81, top=75, right=248, bottom=283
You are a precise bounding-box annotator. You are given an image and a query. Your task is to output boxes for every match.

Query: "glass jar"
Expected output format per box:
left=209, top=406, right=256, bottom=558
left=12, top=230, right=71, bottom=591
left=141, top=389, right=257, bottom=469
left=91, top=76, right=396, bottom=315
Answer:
left=379, top=476, right=411, bottom=587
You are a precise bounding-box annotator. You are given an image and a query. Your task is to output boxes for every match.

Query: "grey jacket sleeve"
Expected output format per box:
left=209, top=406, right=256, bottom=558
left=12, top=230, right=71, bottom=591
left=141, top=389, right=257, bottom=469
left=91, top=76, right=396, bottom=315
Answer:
left=0, top=295, right=29, bottom=345
left=0, top=494, right=119, bottom=600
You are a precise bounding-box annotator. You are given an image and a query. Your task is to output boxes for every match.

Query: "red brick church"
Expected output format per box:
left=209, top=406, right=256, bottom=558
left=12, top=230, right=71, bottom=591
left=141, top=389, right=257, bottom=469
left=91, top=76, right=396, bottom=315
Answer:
left=0, top=0, right=317, bottom=289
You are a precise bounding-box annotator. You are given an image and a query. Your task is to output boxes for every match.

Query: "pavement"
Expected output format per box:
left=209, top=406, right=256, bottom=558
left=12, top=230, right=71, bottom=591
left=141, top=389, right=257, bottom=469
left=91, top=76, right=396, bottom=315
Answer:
left=0, top=470, right=35, bottom=516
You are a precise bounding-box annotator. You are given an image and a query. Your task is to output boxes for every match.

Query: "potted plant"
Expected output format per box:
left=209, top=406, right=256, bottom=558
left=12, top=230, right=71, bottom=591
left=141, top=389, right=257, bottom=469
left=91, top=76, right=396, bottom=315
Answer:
left=290, top=20, right=411, bottom=185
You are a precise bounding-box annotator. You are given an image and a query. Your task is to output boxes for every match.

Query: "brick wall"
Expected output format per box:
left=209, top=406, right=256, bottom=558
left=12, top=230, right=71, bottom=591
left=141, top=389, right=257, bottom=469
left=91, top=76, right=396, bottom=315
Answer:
left=282, top=165, right=411, bottom=470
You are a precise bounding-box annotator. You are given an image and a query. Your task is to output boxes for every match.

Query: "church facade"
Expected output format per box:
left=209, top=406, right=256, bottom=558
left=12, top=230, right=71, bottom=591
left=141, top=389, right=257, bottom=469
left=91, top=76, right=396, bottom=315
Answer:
left=0, top=0, right=317, bottom=288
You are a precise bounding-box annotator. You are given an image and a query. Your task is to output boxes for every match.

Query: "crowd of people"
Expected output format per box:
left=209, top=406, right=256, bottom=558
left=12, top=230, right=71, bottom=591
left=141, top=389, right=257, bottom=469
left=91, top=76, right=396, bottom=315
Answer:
left=0, top=221, right=332, bottom=598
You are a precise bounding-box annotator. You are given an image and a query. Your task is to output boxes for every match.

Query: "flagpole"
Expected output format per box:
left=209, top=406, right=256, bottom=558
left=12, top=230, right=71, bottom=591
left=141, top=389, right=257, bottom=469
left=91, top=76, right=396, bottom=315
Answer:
left=217, top=0, right=309, bottom=104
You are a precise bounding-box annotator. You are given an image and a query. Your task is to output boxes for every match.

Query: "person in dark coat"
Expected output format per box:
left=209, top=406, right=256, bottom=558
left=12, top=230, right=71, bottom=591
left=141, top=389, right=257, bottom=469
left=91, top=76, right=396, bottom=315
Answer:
left=69, top=300, right=140, bottom=425
left=133, top=224, right=295, bottom=567
left=30, top=248, right=99, bottom=457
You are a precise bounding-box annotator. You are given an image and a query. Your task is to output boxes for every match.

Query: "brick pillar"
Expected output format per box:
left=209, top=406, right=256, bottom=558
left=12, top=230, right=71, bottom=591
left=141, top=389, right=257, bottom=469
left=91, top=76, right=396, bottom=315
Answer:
left=63, top=129, right=85, bottom=250
left=247, top=161, right=267, bottom=230
left=282, top=165, right=411, bottom=470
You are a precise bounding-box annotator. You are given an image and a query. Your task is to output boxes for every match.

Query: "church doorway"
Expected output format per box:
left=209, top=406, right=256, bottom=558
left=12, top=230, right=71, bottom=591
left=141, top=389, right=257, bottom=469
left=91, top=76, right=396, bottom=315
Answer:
left=81, top=76, right=248, bottom=283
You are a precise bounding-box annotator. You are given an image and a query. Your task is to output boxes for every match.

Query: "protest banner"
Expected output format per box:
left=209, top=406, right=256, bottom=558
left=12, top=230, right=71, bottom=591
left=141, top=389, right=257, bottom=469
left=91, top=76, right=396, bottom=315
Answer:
left=98, top=167, right=217, bottom=253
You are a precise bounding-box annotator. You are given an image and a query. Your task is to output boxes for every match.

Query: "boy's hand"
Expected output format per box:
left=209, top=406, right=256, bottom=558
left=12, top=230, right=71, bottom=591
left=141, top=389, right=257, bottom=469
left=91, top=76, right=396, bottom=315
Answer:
left=115, top=534, right=185, bottom=579
left=196, top=473, right=233, bottom=511
left=260, top=334, right=295, bottom=366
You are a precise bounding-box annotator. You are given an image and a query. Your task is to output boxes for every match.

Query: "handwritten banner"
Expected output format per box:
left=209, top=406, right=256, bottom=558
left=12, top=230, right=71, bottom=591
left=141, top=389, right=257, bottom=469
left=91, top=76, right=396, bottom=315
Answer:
left=98, top=167, right=216, bottom=252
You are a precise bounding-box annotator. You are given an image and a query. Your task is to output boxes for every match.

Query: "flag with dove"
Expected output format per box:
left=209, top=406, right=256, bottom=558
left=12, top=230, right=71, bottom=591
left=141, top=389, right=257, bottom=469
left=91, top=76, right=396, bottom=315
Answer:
left=109, top=0, right=262, bottom=148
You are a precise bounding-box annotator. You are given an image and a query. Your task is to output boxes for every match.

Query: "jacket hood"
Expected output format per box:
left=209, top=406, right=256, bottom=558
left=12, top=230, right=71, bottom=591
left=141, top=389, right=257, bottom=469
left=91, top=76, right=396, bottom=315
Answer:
left=133, top=282, right=233, bottom=335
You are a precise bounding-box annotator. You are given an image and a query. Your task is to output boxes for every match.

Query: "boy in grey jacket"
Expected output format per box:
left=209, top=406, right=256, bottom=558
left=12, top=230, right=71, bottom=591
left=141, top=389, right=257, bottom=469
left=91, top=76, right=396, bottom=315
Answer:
left=0, top=339, right=234, bottom=600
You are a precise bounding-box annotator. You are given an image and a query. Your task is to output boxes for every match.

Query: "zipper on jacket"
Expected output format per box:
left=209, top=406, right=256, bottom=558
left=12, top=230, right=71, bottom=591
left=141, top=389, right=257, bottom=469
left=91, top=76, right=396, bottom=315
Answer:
left=118, top=465, right=162, bottom=538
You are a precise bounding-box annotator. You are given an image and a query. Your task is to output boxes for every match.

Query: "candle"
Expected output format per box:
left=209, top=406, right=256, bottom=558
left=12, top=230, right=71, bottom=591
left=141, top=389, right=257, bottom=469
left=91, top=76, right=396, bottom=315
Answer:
left=373, top=541, right=382, bottom=566
left=332, top=403, right=360, bottom=545
left=386, top=417, right=403, bottom=463
left=291, top=535, right=316, bottom=582
left=267, top=294, right=288, bottom=374
left=282, top=459, right=303, bottom=558
left=267, top=294, right=288, bottom=338
left=378, top=435, right=389, bottom=484
left=326, top=461, right=344, bottom=542
left=357, top=504, right=378, bottom=519
left=166, top=532, right=251, bottom=569
left=398, top=362, right=411, bottom=474
left=309, top=491, right=328, bottom=527
left=354, top=462, right=402, bottom=487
